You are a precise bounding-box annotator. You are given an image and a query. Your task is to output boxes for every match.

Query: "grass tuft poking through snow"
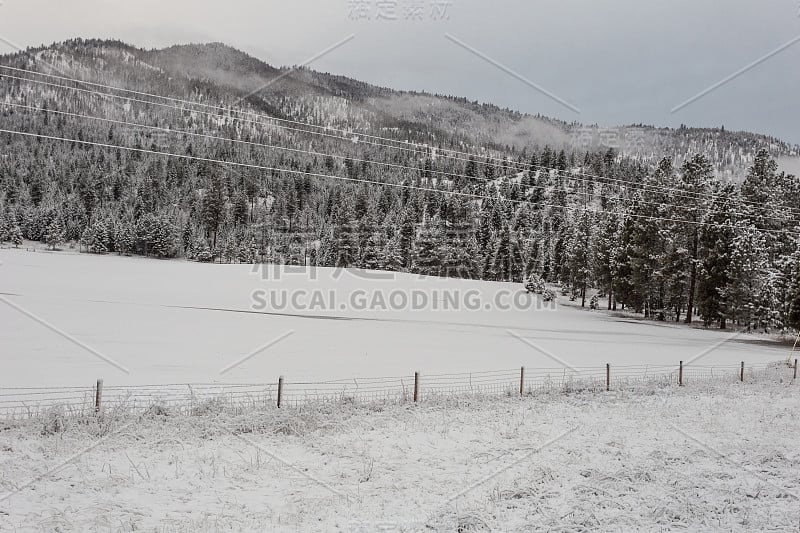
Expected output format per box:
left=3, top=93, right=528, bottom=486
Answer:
left=0, top=365, right=798, bottom=531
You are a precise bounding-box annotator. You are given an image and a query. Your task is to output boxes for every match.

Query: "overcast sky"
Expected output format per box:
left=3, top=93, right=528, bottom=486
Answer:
left=1, top=0, right=799, bottom=144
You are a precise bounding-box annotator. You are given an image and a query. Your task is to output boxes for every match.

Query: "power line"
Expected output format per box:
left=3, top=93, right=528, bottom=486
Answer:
left=0, top=63, right=447, bottom=152
left=0, top=70, right=441, bottom=159
left=9, top=100, right=784, bottom=224
left=0, top=126, right=557, bottom=207
left=0, top=126, right=795, bottom=236
left=2, top=65, right=792, bottom=216
left=4, top=76, right=798, bottom=225
left=2, top=67, right=798, bottom=226
left=0, top=63, right=747, bottom=194
left=0, top=101, right=536, bottom=192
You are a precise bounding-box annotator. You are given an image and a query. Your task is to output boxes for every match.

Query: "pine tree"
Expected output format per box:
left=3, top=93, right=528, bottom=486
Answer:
left=463, top=156, right=478, bottom=187
left=332, top=200, right=358, bottom=268
left=413, top=226, right=442, bottom=276
left=438, top=224, right=477, bottom=279
left=237, top=236, right=259, bottom=264
left=151, top=217, right=176, bottom=258
left=592, top=212, right=620, bottom=310
left=678, top=155, right=712, bottom=323
left=221, top=235, right=237, bottom=263
left=361, top=232, right=386, bottom=270
left=697, top=183, right=737, bottom=328
left=613, top=215, right=638, bottom=312
left=524, top=272, right=546, bottom=294
left=9, top=223, right=23, bottom=248
left=722, top=225, right=768, bottom=330
left=202, top=174, right=225, bottom=249
left=45, top=218, right=66, bottom=250
left=192, top=236, right=214, bottom=263
left=556, top=150, right=567, bottom=172
left=136, top=215, right=156, bottom=256
left=492, top=225, right=523, bottom=282
left=483, top=157, right=496, bottom=181
left=462, top=234, right=482, bottom=279
left=566, top=209, right=593, bottom=306
left=398, top=214, right=416, bottom=269
left=382, top=236, right=404, bottom=273
left=661, top=237, right=688, bottom=322
left=741, top=149, right=778, bottom=225
left=786, top=244, right=800, bottom=330
left=181, top=225, right=193, bottom=255
left=621, top=159, right=675, bottom=316
left=232, top=191, right=249, bottom=226
left=81, top=222, right=108, bottom=254
left=740, top=150, right=793, bottom=326
left=116, top=223, right=135, bottom=255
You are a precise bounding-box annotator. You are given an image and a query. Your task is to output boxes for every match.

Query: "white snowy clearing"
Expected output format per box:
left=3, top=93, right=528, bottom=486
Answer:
left=0, top=372, right=798, bottom=531
left=0, top=247, right=790, bottom=390
left=0, top=249, right=799, bottom=531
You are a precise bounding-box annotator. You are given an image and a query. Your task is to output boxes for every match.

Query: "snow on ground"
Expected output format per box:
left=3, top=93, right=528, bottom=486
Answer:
left=0, top=249, right=798, bottom=531
left=0, top=248, right=791, bottom=390
left=0, top=369, right=798, bottom=532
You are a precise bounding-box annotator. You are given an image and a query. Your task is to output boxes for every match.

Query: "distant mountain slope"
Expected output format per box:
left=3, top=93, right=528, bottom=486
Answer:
left=3, top=38, right=800, bottom=334
left=3, top=38, right=795, bottom=179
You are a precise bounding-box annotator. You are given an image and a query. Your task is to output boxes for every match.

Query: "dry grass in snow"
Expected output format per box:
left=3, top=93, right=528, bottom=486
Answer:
left=0, top=368, right=798, bottom=532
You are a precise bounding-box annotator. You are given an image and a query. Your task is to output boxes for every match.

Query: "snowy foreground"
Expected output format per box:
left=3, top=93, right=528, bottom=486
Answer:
left=1, top=370, right=798, bottom=532
left=1, top=249, right=799, bottom=531
left=0, top=248, right=790, bottom=390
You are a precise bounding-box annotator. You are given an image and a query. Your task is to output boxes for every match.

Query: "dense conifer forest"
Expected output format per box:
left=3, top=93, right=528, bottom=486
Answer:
left=2, top=39, right=800, bottom=331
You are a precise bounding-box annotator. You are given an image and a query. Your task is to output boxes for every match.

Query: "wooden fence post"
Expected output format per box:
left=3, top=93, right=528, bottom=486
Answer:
left=678, top=361, right=683, bottom=387
left=606, top=364, right=610, bottom=392
left=277, top=376, right=284, bottom=408
left=413, top=372, right=420, bottom=403
left=519, top=366, right=525, bottom=397
left=94, top=378, right=103, bottom=414
left=794, top=359, right=798, bottom=380
left=740, top=362, right=744, bottom=382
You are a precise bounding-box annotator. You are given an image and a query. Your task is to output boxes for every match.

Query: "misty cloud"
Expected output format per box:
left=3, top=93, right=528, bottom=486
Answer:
left=0, top=0, right=798, bottom=143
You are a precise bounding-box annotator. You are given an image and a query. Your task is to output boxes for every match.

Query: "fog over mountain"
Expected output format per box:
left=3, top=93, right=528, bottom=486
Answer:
left=3, top=38, right=796, bottom=179
left=1, top=0, right=799, bottom=144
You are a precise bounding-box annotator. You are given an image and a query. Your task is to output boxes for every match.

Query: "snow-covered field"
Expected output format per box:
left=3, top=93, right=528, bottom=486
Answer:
left=0, top=248, right=790, bottom=391
left=0, top=371, right=798, bottom=532
left=1, top=249, right=799, bottom=531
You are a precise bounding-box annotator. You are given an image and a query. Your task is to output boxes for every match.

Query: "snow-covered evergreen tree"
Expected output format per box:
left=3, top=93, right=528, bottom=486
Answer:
left=565, top=209, right=593, bottom=306
left=592, top=211, right=621, bottom=310
left=412, top=226, right=442, bottom=276
left=116, top=223, right=135, bottom=256
left=697, top=182, right=737, bottom=328
left=722, top=226, right=768, bottom=330
left=45, top=218, right=66, bottom=250
left=9, top=223, right=23, bottom=248
left=491, top=225, right=524, bottom=282
left=191, top=236, right=213, bottom=263
left=375, top=238, right=397, bottom=273
left=361, top=232, right=386, bottom=271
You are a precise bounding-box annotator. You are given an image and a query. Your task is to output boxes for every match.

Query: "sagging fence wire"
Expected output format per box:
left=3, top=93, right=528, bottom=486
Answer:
left=0, top=360, right=793, bottom=418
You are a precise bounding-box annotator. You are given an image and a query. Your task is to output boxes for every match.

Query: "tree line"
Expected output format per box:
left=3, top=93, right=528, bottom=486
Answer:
left=1, top=57, right=799, bottom=332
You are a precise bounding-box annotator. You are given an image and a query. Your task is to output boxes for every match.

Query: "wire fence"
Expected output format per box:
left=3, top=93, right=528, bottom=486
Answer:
left=0, top=360, right=795, bottom=419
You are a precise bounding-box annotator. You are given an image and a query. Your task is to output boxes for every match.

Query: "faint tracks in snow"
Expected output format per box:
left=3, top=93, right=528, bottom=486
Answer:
left=0, top=295, right=130, bottom=374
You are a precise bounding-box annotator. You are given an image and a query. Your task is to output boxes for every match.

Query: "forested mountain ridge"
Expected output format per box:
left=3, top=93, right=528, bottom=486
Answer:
left=5, top=39, right=797, bottom=174
left=1, top=38, right=800, bottom=332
